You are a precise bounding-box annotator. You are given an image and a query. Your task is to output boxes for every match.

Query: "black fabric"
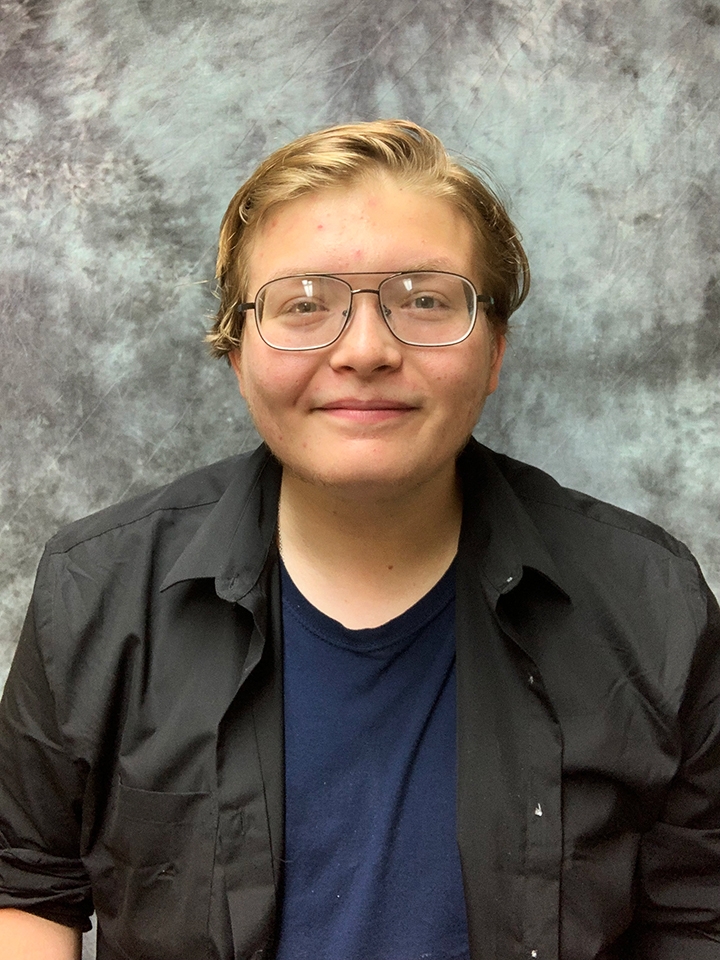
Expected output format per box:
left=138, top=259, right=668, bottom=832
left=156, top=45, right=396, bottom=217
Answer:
left=0, top=440, right=719, bottom=959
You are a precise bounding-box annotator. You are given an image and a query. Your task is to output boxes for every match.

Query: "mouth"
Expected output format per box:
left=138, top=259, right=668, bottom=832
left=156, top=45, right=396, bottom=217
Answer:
left=319, top=398, right=416, bottom=410
left=316, top=398, right=418, bottom=423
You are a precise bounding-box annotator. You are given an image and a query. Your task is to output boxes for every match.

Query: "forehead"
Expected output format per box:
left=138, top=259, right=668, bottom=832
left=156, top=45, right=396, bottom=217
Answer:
left=245, top=178, right=477, bottom=287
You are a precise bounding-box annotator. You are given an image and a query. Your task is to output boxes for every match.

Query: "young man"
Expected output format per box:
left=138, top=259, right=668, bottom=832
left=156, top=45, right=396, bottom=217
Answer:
left=1, top=121, right=719, bottom=960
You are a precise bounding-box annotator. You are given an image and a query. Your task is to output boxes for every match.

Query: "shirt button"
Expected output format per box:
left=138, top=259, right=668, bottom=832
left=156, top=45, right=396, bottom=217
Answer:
left=531, top=951, right=538, bottom=958
left=528, top=674, right=535, bottom=685
left=534, top=802, right=543, bottom=817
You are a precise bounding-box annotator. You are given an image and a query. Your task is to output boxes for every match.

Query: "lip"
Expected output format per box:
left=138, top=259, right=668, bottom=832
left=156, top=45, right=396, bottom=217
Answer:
left=316, top=398, right=418, bottom=423
left=318, top=398, right=417, bottom=410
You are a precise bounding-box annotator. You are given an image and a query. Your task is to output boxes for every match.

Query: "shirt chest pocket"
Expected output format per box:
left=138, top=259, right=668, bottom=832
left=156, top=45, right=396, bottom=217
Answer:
left=94, top=783, right=217, bottom=960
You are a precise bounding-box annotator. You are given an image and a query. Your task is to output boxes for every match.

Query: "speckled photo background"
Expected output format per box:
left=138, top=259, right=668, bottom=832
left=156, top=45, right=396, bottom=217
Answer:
left=3, top=0, right=720, bottom=642
left=3, top=0, right=720, bottom=652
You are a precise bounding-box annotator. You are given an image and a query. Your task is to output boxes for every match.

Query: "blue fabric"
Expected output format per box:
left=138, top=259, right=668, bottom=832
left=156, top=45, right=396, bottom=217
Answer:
left=276, top=561, right=469, bottom=960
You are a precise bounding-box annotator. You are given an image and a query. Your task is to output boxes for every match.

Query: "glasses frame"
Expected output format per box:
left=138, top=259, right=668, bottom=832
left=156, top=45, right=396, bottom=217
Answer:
left=237, top=271, right=494, bottom=351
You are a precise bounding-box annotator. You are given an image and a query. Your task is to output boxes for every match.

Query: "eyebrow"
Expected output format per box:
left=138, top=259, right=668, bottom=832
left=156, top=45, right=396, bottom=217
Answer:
left=264, top=260, right=463, bottom=281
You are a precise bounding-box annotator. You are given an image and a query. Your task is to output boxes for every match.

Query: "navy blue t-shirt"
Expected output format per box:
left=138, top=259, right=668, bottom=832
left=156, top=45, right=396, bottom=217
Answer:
left=275, top=561, right=469, bottom=960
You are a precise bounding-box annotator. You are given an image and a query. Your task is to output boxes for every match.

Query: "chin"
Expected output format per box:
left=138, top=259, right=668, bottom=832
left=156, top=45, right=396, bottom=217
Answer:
left=278, top=448, right=458, bottom=501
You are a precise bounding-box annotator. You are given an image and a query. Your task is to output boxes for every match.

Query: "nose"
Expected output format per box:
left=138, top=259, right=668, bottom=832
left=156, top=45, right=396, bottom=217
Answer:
left=328, top=289, right=403, bottom=374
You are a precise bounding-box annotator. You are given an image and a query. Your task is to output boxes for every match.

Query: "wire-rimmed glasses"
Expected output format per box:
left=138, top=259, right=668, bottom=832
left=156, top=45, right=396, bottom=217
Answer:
left=237, top=271, right=493, bottom=351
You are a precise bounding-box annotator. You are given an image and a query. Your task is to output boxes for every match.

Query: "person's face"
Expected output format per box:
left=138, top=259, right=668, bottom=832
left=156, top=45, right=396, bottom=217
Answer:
left=229, top=176, right=505, bottom=499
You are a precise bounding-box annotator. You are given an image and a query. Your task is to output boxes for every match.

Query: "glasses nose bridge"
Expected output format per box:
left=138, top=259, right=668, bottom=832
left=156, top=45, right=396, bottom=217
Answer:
left=350, top=286, right=382, bottom=297
left=346, top=285, right=389, bottom=325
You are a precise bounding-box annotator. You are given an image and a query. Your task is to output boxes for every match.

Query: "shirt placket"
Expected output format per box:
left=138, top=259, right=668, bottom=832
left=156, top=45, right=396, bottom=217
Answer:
left=456, top=562, right=563, bottom=960
left=215, top=566, right=284, bottom=960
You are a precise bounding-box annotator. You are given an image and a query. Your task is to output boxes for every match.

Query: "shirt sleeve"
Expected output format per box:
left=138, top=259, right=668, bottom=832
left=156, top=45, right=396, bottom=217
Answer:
left=0, top=553, right=93, bottom=931
left=632, top=565, right=720, bottom=957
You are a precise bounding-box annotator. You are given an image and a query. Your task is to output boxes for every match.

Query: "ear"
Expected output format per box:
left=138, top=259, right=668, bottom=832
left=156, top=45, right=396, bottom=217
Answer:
left=487, top=333, right=506, bottom=395
left=228, top=348, right=246, bottom=397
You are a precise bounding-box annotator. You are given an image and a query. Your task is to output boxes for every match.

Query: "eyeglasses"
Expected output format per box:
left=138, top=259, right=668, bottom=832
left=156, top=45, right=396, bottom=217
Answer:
left=237, top=271, right=493, bottom=351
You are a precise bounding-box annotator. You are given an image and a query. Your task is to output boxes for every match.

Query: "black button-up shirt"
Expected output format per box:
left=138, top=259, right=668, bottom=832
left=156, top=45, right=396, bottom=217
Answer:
left=1, top=440, right=719, bottom=959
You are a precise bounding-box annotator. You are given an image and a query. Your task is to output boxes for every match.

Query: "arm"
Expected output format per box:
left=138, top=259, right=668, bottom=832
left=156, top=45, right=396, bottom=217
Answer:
left=0, top=909, right=81, bottom=960
left=0, top=557, right=93, bottom=933
left=632, top=568, right=720, bottom=956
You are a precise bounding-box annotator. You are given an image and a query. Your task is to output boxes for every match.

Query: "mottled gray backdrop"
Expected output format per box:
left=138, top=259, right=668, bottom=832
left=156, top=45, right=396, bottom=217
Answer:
left=3, top=1, right=720, bottom=648
left=4, top=0, right=720, bottom=660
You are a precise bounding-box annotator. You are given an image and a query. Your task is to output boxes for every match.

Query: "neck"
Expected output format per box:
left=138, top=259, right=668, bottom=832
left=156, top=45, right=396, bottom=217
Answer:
left=277, top=466, right=462, bottom=628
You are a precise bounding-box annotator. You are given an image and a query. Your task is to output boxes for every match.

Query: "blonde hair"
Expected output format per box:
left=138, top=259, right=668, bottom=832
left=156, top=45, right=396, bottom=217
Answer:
left=207, top=119, right=529, bottom=357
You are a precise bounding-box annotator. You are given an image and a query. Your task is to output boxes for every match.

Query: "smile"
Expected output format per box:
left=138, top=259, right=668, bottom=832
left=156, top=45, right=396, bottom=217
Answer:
left=316, top=399, right=417, bottom=423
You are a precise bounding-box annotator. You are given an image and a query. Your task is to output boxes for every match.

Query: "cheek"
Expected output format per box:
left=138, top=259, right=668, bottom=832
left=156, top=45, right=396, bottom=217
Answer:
left=239, top=347, right=318, bottom=412
left=432, top=348, right=492, bottom=403
left=439, top=354, right=497, bottom=428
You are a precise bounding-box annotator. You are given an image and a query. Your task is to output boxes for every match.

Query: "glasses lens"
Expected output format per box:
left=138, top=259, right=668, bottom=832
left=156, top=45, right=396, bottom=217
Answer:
left=256, top=276, right=349, bottom=349
left=380, top=273, right=476, bottom=345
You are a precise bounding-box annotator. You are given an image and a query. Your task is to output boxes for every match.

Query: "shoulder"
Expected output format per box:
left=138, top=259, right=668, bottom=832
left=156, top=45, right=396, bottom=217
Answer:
left=27, top=448, right=270, bottom=741
left=486, top=446, right=696, bottom=566
left=44, top=449, right=260, bottom=558
left=474, top=446, right=719, bottom=717
left=470, top=443, right=709, bottom=631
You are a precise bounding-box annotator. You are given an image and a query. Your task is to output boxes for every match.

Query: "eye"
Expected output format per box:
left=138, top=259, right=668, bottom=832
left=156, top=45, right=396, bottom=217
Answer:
left=275, top=297, right=333, bottom=319
left=269, top=297, right=336, bottom=333
left=411, top=294, right=443, bottom=310
left=399, top=291, right=451, bottom=313
left=287, top=299, right=322, bottom=314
